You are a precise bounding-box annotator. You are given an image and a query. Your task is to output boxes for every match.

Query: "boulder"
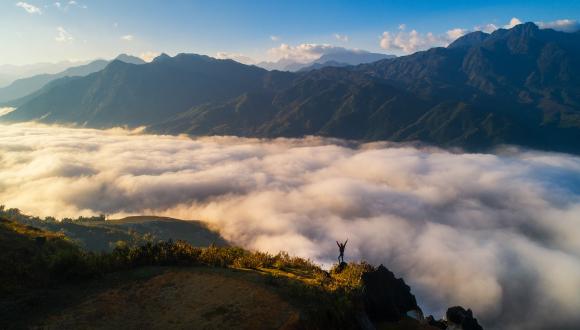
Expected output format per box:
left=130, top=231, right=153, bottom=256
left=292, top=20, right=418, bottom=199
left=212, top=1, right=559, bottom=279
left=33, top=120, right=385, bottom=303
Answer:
left=446, top=306, right=483, bottom=330
left=426, top=315, right=447, bottom=329
left=361, top=264, right=420, bottom=322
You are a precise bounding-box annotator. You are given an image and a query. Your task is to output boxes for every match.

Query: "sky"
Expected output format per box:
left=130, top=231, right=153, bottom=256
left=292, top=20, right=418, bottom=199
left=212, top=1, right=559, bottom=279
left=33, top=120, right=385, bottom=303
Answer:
left=1, top=0, right=580, bottom=65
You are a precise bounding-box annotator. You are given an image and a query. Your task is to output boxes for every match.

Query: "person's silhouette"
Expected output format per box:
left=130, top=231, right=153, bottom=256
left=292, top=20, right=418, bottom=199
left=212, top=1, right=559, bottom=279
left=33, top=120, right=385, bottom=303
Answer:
left=336, top=239, right=348, bottom=263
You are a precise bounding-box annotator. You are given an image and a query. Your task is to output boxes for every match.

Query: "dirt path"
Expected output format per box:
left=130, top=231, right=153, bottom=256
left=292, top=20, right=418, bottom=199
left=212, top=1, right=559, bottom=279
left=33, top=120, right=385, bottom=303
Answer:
left=40, top=268, right=301, bottom=330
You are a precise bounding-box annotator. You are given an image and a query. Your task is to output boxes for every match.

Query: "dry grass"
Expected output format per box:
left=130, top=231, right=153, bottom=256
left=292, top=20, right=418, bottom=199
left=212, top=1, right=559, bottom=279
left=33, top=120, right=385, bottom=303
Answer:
left=41, top=267, right=302, bottom=330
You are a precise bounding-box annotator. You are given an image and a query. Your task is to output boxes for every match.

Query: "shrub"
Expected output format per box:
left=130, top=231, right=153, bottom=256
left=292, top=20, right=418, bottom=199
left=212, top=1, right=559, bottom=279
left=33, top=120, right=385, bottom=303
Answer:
left=48, top=249, right=96, bottom=281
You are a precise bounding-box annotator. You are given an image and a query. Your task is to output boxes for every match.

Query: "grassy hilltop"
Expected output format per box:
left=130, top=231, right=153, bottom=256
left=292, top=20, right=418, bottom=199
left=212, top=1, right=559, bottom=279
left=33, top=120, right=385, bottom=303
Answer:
left=0, top=208, right=452, bottom=329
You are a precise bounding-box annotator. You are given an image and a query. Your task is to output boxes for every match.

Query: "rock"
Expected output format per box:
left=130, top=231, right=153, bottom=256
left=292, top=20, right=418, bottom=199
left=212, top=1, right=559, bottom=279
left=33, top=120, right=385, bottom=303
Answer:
left=355, top=310, right=376, bottom=330
left=406, top=308, right=424, bottom=321
left=332, top=261, right=348, bottom=274
left=446, top=306, right=484, bottom=330
left=361, top=264, right=420, bottom=322
left=426, top=315, right=447, bottom=329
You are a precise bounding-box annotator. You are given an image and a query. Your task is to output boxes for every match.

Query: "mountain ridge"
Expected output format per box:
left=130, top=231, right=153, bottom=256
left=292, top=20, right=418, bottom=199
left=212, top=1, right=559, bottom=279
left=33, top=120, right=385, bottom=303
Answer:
left=2, top=22, right=580, bottom=154
left=0, top=54, right=145, bottom=104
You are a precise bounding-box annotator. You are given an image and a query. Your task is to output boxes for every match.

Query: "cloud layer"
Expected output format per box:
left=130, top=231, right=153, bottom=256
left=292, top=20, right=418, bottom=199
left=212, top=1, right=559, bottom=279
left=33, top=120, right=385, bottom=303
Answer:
left=1, top=124, right=580, bottom=329
left=537, top=19, right=580, bottom=33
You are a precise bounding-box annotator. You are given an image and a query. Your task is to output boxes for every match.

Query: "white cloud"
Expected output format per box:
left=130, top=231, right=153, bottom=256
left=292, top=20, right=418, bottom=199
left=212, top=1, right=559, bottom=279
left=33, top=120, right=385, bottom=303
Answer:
left=536, top=19, right=580, bottom=32
left=55, top=26, right=73, bottom=42
left=398, top=24, right=406, bottom=31
left=474, top=23, right=499, bottom=33
left=54, top=0, right=84, bottom=10
left=446, top=28, right=468, bottom=41
left=380, top=30, right=441, bottom=53
left=120, top=34, right=134, bottom=41
left=16, top=2, right=42, bottom=14
left=2, top=123, right=580, bottom=329
left=504, top=17, right=523, bottom=29
left=379, top=27, right=467, bottom=54
left=270, top=35, right=280, bottom=42
left=0, top=107, right=16, bottom=117
left=474, top=17, right=523, bottom=33
left=139, top=51, right=159, bottom=63
left=334, top=33, right=349, bottom=42
left=215, top=52, right=255, bottom=65
left=267, top=43, right=355, bottom=63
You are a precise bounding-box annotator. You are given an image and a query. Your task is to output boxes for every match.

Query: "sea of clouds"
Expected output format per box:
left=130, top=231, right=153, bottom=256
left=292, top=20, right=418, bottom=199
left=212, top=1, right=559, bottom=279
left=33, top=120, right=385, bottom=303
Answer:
left=1, top=123, right=580, bottom=329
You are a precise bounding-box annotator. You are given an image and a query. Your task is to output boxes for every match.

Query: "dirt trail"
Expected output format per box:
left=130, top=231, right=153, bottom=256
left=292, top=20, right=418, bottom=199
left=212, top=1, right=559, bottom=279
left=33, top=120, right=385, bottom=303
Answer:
left=41, top=268, right=301, bottom=330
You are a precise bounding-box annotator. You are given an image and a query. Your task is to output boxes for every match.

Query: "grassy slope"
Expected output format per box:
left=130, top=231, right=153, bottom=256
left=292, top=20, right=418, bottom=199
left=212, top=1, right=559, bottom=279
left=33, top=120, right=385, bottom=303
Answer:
left=38, top=267, right=301, bottom=330
left=0, top=208, right=226, bottom=252
left=0, top=218, right=79, bottom=293
left=0, top=217, right=434, bottom=329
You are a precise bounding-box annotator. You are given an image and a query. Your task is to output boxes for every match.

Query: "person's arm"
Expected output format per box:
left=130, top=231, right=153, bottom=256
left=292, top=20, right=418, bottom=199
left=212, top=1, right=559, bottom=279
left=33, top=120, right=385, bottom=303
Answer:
left=344, top=239, right=348, bottom=247
left=336, top=241, right=340, bottom=248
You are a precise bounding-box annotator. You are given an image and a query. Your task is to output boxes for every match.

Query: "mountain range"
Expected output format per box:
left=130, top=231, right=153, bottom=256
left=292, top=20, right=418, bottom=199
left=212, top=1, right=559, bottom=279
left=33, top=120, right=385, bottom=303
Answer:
left=0, top=60, right=92, bottom=88
left=0, top=54, right=145, bottom=104
left=2, top=22, right=580, bottom=153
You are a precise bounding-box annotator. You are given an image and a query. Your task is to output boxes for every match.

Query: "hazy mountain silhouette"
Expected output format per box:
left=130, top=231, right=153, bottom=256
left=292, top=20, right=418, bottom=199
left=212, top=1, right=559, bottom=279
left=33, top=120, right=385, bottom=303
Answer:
left=298, top=51, right=396, bottom=72
left=2, top=53, right=293, bottom=126
left=257, top=49, right=394, bottom=71
left=298, top=60, right=351, bottom=72
left=315, top=51, right=395, bottom=65
left=3, top=23, right=580, bottom=153
left=0, top=54, right=145, bottom=103
left=0, top=60, right=88, bottom=87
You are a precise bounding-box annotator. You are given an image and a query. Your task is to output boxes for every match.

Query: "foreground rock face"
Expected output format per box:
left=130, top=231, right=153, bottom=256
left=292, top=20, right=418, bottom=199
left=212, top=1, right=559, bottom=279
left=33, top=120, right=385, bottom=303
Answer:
left=446, top=306, right=483, bottom=330
left=361, top=264, right=420, bottom=322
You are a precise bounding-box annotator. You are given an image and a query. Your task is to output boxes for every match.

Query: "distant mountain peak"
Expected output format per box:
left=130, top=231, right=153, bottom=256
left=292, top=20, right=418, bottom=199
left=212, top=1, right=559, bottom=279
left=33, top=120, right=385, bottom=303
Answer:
left=517, top=21, right=540, bottom=31
left=153, top=53, right=172, bottom=63
left=489, top=21, right=540, bottom=38
left=115, top=54, right=146, bottom=65
left=500, top=21, right=540, bottom=36
left=449, top=22, right=543, bottom=50
left=448, top=31, right=490, bottom=49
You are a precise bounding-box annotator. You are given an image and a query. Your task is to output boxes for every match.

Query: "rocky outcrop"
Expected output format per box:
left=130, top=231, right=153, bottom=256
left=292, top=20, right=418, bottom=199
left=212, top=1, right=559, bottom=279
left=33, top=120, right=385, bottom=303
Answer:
left=361, top=264, right=420, bottom=322
left=425, top=306, right=484, bottom=330
left=357, top=262, right=485, bottom=329
left=446, top=306, right=483, bottom=330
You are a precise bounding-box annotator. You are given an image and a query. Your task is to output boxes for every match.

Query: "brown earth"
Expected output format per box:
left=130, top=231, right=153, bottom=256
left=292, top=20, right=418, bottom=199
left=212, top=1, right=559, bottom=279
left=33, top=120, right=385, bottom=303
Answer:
left=38, top=267, right=301, bottom=330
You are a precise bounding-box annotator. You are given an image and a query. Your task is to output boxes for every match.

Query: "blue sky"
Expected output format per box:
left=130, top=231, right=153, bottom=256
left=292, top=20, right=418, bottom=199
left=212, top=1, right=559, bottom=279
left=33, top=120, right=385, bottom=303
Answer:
left=1, top=0, right=580, bottom=65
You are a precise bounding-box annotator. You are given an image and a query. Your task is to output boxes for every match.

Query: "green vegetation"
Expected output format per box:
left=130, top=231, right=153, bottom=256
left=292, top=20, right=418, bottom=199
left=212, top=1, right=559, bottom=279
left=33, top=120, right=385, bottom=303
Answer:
left=0, top=217, right=80, bottom=294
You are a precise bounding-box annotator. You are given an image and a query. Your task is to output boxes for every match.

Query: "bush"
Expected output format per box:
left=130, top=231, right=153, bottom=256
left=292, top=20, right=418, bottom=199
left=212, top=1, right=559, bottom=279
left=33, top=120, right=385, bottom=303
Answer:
left=48, top=249, right=97, bottom=281
left=233, top=251, right=274, bottom=269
